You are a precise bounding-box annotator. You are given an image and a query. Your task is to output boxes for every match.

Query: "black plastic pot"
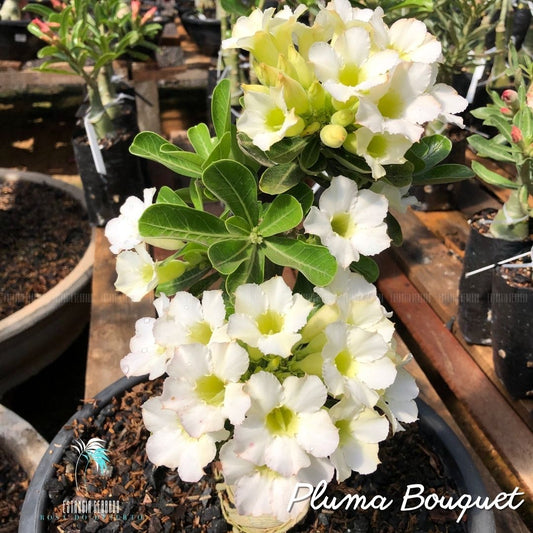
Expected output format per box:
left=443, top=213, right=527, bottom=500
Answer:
left=457, top=209, right=530, bottom=345
left=180, top=10, right=220, bottom=57
left=491, top=266, right=533, bottom=398
left=20, top=375, right=495, bottom=532
left=72, top=127, right=146, bottom=227
left=0, top=20, right=43, bottom=62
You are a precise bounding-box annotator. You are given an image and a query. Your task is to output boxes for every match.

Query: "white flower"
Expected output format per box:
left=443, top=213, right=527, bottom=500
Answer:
left=220, top=439, right=333, bottom=521
left=378, top=364, right=419, bottom=433
left=228, top=277, right=313, bottom=358
left=120, top=296, right=173, bottom=379
left=233, top=372, right=339, bottom=477
left=105, top=188, right=155, bottom=254
left=114, top=245, right=158, bottom=302
left=161, top=342, right=250, bottom=438
left=304, top=176, right=390, bottom=268
left=237, top=86, right=304, bottom=151
left=308, top=26, right=399, bottom=102
left=353, top=128, right=413, bottom=179
left=387, top=17, right=442, bottom=63
left=142, top=396, right=229, bottom=482
left=322, top=322, right=397, bottom=406
left=315, top=268, right=377, bottom=306
left=370, top=182, right=418, bottom=213
left=428, top=81, right=468, bottom=128
left=356, top=62, right=442, bottom=142
left=153, top=289, right=228, bottom=347
left=329, top=397, right=390, bottom=480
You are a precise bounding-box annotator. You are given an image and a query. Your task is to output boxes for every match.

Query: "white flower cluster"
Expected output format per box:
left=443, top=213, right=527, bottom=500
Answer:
left=222, top=0, right=467, bottom=179
left=121, top=273, right=418, bottom=521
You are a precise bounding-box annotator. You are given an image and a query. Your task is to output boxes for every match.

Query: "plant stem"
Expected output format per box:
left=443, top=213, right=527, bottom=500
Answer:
left=87, top=84, right=115, bottom=141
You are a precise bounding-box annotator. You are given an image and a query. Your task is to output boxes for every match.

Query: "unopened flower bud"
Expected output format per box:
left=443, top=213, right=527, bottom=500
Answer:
left=141, top=6, right=157, bottom=25
left=131, top=0, right=140, bottom=19
left=302, top=121, right=321, bottom=136
left=331, top=109, right=355, bottom=127
left=502, top=89, right=520, bottom=112
left=320, top=124, right=347, bottom=148
left=511, top=125, right=523, bottom=143
left=500, top=107, right=512, bottom=115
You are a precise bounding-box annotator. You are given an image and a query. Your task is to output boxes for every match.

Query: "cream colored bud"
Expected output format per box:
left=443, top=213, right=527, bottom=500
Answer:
left=320, top=124, right=347, bottom=148
left=331, top=109, right=355, bottom=127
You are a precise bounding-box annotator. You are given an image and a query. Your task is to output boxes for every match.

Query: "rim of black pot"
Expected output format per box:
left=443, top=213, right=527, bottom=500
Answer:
left=416, top=399, right=495, bottom=533
left=20, top=379, right=495, bottom=533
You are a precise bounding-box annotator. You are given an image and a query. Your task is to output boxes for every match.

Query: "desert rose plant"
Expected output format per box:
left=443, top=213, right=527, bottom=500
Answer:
left=24, top=0, right=161, bottom=141
left=105, top=0, right=471, bottom=527
left=467, top=51, right=533, bottom=242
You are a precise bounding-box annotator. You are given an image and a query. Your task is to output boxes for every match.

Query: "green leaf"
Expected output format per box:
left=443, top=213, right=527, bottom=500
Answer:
left=139, top=204, right=229, bottom=247
left=156, top=265, right=212, bottom=296
left=220, top=0, right=258, bottom=16
left=467, top=134, right=517, bottom=163
left=515, top=107, right=533, bottom=141
left=203, top=159, right=259, bottom=226
left=383, top=162, right=414, bottom=188
left=211, top=79, right=231, bottom=139
left=130, top=132, right=203, bottom=178
left=156, top=186, right=187, bottom=206
left=385, top=212, right=403, bottom=246
left=226, top=247, right=265, bottom=295
left=285, top=183, right=314, bottom=216
left=259, top=162, right=306, bottom=195
left=299, top=135, right=320, bottom=170
left=259, top=195, right=303, bottom=237
left=292, top=272, right=323, bottom=306
left=23, top=2, right=55, bottom=16
left=94, top=52, right=117, bottom=71
left=188, top=123, right=213, bottom=159
left=264, top=237, right=337, bottom=286
left=237, top=132, right=274, bottom=167
left=202, top=131, right=232, bottom=169
left=266, top=136, right=311, bottom=164
left=208, top=238, right=251, bottom=275
left=415, top=135, right=452, bottom=170
left=226, top=216, right=252, bottom=235
left=470, top=161, right=520, bottom=189
left=482, top=115, right=513, bottom=143
left=413, top=164, right=475, bottom=185
left=350, top=256, right=379, bottom=283
left=323, top=148, right=371, bottom=175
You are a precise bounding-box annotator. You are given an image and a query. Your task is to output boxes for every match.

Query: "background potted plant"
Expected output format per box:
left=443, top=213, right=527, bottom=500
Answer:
left=460, top=50, right=533, bottom=395
left=24, top=0, right=162, bottom=226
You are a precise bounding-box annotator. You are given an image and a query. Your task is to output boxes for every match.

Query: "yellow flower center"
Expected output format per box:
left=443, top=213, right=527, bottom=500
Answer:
left=266, top=406, right=298, bottom=436
left=366, top=135, right=388, bottom=159
left=330, top=212, right=355, bottom=238
left=196, top=375, right=226, bottom=406
left=188, top=321, right=213, bottom=345
left=266, top=107, right=286, bottom=131
left=338, top=63, right=361, bottom=87
left=335, top=419, right=352, bottom=446
left=377, top=92, right=403, bottom=119
left=257, top=309, right=284, bottom=335
left=335, top=349, right=357, bottom=377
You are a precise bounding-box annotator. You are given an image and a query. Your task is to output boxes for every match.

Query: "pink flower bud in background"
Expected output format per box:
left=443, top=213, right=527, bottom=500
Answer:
left=131, top=0, right=140, bottom=20
left=511, top=125, right=523, bottom=143
left=500, top=107, right=512, bottom=115
left=140, top=6, right=157, bottom=25
left=502, top=89, right=520, bottom=113
left=527, top=83, right=533, bottom=110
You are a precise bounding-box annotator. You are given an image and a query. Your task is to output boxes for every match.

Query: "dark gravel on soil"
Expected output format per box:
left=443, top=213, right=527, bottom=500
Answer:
left=43, top=380, right=468, bottom=533
left=0, top=444, right=29, bottom=533
left=0, top=177, right=91, bottom=320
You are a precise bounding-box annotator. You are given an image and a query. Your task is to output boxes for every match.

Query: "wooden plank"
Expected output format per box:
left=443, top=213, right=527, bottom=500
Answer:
left=376, top=251, right=533, bottom=526
left=85, top=228, right=154, bottom=399
left=391, top=206, right=533, bottom=427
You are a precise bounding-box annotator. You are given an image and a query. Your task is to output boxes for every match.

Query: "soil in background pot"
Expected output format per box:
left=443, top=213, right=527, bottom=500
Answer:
left=491, top=263, right=533, bottom=399
left=457, top=208, right=531, bottom=345
left=0, top=444, right=29, bottom=533
left=40, top=379, right=469, bottom=533
left=0, top=178, right=91, bottom=320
